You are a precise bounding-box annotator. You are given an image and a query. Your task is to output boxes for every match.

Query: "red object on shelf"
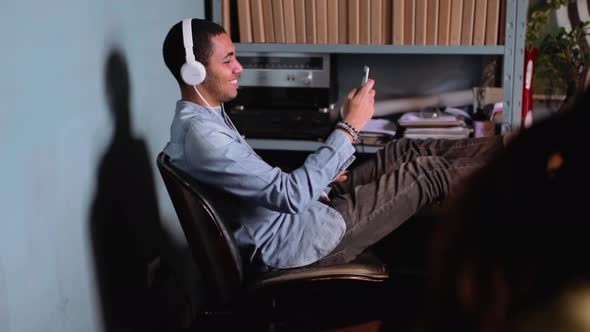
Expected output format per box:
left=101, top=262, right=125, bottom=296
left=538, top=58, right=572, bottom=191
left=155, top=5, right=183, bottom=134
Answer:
left=522, top=48, right=537, bottom=129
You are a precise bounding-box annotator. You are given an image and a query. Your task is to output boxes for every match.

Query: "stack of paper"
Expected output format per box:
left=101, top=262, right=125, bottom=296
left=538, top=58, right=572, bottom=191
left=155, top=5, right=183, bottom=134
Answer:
left=404, top=126, right=472, bottom=139
left=361, top=118, right=397, bottom=137
left=357, top=119, right=397, bottom=145
left=397, top=110, right=471, bottom=139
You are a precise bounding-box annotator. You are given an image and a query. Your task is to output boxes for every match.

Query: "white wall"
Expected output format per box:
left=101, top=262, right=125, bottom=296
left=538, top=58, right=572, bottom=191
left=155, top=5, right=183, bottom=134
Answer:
left=0, top=1, right=203, bottom=331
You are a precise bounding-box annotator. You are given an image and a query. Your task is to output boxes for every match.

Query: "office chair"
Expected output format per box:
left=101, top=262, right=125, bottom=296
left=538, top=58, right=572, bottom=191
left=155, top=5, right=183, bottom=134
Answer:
left=156, top=152, right=399, bottom=330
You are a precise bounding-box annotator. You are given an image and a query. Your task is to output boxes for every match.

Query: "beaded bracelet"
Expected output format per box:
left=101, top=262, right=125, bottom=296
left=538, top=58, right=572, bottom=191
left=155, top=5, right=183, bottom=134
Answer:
left=342, top=121, right=360, bottom=136
left=336, top=121, right=360, bottom=142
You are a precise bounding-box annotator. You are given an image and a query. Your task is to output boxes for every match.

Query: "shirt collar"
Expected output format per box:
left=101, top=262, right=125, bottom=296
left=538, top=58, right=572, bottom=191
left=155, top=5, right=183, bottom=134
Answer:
left=177, top=100, right=222, bottom=116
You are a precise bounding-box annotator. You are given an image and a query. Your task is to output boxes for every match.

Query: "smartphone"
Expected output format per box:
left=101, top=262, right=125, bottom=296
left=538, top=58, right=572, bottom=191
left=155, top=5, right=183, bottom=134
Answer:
left=362, top=65, right=370, bottom=85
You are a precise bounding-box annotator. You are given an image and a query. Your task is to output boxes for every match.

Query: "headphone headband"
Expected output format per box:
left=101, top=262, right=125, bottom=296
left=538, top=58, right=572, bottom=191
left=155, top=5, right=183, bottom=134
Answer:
left=182, top=18, right=196, bottom=63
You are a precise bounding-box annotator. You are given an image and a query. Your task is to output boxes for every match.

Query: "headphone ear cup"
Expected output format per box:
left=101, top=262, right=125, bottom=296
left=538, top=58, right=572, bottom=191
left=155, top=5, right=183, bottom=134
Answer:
left=181, top=60, right=206, bottom=86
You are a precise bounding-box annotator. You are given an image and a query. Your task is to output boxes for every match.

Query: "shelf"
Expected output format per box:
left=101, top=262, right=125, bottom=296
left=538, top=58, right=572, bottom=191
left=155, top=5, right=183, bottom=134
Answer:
left=246, top=138, right=383, bottom=154
left=235, top=43, right=505, bottom=55
left=212, top=0, right=527, bottom=131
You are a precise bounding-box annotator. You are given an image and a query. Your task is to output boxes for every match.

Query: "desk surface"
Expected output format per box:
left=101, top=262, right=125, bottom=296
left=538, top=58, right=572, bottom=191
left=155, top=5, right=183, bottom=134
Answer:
left=246, top=138, right=384, bottom=154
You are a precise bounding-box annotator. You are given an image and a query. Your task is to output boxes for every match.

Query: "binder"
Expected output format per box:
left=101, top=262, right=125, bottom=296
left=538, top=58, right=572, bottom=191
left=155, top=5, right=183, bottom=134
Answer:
left=485, top=0, right=500, bottom=45
left=272, top=0, right=286, bottom=43
left=472, top=0, right=487, bottom=45
left=338, top=0, right=348, bottom=43
left=498, top=0, right=506, bottom=45
left=449, top=0, right=463, bottom=46
left=371, top=0, right=383, bottom=44
left=250, top=0, right=265, bottom=43
left=461, top=0, right=475, bottom=45
left=437, top=0, right=451, bottom=45
left=262, top=0, right=275, bottom=42
left=283, top=0, right=296, bottom=43
left=327, top=0, right=339, bottom=44
left=392, top=0, right=404, bottom=45
left=237, top=0, right=253, bottom=43
left=294, top=0, right=306, bottom=43
left=359, top=0, right=371, bottom=44
left=403, top=0, right=415, bottom=45
left=305, top=0, right=317, bottom=44
left=426, top=0, right=439, bottom=45
left=382, top=0, right=392, bottom=44
left=316, top=0, right=328, bottom=44
left=222, top=0, right=231, bottom=39
left=415, top=0, right=427, bottom=45
left=348, top=0, right=360, bottom=44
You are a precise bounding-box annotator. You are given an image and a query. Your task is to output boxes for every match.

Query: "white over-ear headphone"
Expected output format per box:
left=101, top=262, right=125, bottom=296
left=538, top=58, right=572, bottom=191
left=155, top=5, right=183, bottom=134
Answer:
left=181, top=18, right=206, bottom=86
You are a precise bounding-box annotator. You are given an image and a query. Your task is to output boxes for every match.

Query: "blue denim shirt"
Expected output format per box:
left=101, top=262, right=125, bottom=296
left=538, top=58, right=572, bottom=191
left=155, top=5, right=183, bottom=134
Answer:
left=163, top=101, right=355, bottom=269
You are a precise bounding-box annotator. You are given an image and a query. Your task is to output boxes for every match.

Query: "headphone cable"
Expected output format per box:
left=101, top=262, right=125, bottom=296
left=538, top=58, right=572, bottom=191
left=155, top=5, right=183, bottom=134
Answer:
left=193, top=85, right=214, bottom=110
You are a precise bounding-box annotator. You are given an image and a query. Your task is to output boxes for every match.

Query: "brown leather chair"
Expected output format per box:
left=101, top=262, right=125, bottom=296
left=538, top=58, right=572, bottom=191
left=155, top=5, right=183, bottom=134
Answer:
left=157, top=152, right=394, bottom=330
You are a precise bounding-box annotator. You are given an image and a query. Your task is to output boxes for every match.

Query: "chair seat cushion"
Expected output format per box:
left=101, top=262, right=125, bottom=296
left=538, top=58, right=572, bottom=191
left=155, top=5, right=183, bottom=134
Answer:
left=250, top=251, right=389, bottom=289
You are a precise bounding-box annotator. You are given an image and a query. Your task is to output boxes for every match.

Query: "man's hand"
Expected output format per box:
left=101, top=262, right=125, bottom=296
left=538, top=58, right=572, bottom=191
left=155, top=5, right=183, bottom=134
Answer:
left=331, top=170, right=349, bottom=184
left=341, top=79, right=376, bottom=132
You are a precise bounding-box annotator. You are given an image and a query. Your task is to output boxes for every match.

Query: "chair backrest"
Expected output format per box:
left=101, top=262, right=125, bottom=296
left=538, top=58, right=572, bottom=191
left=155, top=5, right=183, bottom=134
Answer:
left=156, top=152, right=244, bottom=305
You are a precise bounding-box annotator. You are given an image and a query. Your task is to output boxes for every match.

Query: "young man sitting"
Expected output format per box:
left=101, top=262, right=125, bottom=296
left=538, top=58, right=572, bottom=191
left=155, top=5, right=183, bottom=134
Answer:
left=161, top=18, right=508, bottom=272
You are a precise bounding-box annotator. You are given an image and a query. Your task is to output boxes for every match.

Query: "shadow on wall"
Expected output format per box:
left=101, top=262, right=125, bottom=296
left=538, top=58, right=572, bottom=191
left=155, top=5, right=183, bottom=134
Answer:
left=89, top=49, right=185, bottom=332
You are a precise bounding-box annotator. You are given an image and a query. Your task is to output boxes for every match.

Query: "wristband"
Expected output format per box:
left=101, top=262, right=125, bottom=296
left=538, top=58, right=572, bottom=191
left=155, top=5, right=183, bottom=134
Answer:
left=336, top=121, right=360, bottom=142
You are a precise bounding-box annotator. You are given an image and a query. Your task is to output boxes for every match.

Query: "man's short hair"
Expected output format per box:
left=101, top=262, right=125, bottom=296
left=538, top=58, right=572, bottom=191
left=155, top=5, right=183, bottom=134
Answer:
left=162, top=18, right=226, bottom=86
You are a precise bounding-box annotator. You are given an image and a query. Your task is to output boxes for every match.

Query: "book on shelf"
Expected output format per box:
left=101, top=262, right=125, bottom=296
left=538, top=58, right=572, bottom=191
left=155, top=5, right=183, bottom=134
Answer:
left=426, top=0, right=439, bottom=45
left=316, top=0, right=328, bottom=44
left=461, top=0, right=475, bottom=45
left=327, top=0, right=339, bottom=44
left=305, top=0, right=317, bottom=44
left=222, top=0, right=231, bottom=39
left=449, top=0, right=463, bottom=46
left=403, top=0, right=415, bottom=45
left=370, top=0, right=383, bottom=44
left=262, top=0, right=275, bottom=42
left=338, top=0, right=348, bottom=43
left=437, top=0, right=451, bottom=45
left=283, top=0, right=296, bottom=43
left=348, top=0, right=360, bottom=44
left=250, top=0, right=265, bottom=42
left=485, top=0, right=500, bottom=45
left=382, top=0, right=392, bottom=44
left=359, top=0, right=371, bottom=44
left=498, top=0, right=506, bottom=45
left=472, top=0, right=487, bottom=45
left=272, top=0, right=286, bottom=43
left=414, top=0, right=427, bottom=45
left=294, top=0, right=306, bottom=43
left=392, top=0, right=404, bottom=45
left=237, top=0, right=253, bottom=43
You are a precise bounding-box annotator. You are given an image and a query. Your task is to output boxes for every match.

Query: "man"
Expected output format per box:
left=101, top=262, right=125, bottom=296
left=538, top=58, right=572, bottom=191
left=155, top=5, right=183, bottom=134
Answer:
left=161, top=18, right=506, bottom=272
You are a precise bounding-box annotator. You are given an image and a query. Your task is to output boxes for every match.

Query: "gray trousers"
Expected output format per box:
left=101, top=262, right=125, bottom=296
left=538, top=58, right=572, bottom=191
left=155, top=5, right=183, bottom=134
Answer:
left=313, top=136, right=503, bottom=266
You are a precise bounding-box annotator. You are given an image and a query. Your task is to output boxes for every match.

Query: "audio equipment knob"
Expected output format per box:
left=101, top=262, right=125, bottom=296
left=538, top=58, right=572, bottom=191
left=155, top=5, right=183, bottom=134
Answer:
left=302, top=72, right=313, bottom=86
